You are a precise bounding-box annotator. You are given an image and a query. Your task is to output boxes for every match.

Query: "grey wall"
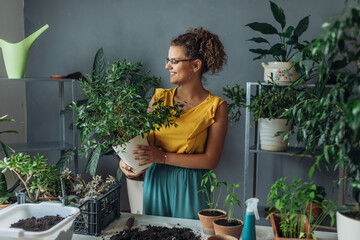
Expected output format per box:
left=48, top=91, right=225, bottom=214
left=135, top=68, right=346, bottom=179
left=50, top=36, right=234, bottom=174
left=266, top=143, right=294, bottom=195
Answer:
left=22, top=0, right=346, bottom=217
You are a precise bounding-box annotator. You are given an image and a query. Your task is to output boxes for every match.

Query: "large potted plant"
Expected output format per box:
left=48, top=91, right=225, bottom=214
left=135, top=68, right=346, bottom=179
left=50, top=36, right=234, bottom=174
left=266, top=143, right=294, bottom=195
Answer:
left=66, top=50, right=181, bottom=214
left=280, top=2, right=360, bottom=239
left=267, top=177, right=335, bottom=239
left=223, top=81, right=298, bottom=151
left=246, top=1, right=310, bottom=83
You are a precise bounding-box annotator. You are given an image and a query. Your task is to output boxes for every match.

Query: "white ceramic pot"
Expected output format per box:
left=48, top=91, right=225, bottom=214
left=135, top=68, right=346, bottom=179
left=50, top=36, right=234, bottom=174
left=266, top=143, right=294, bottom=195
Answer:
left=113, top=134, right=151, bottom=174
left=262, top=62, right=300, bottom=83
left=126, top=177, right=144, bottom=214
left=337, top=211, right=360, bottom=240
left=259, top=118, right=292, bottom=151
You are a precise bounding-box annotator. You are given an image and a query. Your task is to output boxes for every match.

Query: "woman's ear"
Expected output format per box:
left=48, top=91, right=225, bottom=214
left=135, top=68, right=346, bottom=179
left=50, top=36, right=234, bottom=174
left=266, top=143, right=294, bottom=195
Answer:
left=193, top=59, right=202, bottom=72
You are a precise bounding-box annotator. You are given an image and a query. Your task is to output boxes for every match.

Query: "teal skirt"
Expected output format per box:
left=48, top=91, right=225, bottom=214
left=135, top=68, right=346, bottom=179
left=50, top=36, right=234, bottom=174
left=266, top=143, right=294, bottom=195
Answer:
left=143, top=163, right=208, bottom=219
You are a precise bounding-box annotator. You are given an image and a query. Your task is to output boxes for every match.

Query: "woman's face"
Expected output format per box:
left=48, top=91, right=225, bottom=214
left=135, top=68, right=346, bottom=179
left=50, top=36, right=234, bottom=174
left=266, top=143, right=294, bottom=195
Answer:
left=165, top=45, right=196, bottom=85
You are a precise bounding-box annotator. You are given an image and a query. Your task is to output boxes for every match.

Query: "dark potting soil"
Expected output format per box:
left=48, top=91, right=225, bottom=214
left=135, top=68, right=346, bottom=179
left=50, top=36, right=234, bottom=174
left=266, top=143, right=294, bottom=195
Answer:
left=10, top=215, right=64, bottom=232
left=199, top=210, right=224, bottom=217
left=342, top=211, right=360, bottom=220
left=214, top=219, right=242, bottom=227
left=110, top=225, right=203, bottom=240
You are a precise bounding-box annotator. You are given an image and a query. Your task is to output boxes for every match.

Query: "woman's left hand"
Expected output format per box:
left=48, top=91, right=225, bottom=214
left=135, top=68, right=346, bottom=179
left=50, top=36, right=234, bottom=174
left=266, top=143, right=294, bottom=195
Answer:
left=133, top=142, right=166, bottom=166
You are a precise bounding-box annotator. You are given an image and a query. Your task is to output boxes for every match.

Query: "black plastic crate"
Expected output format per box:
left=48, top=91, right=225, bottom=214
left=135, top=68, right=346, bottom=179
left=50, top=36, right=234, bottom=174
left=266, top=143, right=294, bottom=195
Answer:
left=16, top=184, right=121, bottom=236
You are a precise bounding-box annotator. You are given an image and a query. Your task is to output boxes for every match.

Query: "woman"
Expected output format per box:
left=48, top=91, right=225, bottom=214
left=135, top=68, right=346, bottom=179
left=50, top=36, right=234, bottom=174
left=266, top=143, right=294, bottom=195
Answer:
left=119, top=27, right=228, bottom=219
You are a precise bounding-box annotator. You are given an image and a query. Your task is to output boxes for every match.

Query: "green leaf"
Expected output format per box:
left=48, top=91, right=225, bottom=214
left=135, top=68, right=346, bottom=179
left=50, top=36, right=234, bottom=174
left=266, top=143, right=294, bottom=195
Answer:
left=116, top=166, right=123, bottom=180
left=246, top=22, right=278, bottom=34
left=247, top=37, right=269, bottom=44
left=293, top=16, right=310, bottom=37
left=92, top=48, right=106, bottom=82
left=55, top=149, right=75, bottom=173
left=85, top=146, right=101, bottom=176
left=270, top=1, right=286, bottom=29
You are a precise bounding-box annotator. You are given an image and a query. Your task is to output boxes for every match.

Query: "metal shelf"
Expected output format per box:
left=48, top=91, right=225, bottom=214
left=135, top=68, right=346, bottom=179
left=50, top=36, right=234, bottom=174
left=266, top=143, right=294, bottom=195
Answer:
left=0, top=77, right=78, bottom=172
left=8, top=141, right=74, bottom=152
left=243, top=81, right=344, bottom=215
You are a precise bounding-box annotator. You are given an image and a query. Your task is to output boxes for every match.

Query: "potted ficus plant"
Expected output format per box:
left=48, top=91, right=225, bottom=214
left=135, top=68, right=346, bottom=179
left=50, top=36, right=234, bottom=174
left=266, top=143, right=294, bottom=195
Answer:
left=68, top=52, right=181, bottom=175
left=246, top=1, right=310, bottom=83
left=279, top=2, right=360, bottom=239
left=223, top=81, right=298, bottom=151
left=267, top=177, right=335, bottom=240
left=213, top=183, right=244, bottom=240
left=198, top=170, right=228, bottom=237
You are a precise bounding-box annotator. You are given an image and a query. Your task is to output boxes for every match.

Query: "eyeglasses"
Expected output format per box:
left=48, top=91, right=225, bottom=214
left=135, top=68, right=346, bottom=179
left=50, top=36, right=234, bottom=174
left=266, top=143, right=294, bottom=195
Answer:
left=165, top=58, right=196, bottom=65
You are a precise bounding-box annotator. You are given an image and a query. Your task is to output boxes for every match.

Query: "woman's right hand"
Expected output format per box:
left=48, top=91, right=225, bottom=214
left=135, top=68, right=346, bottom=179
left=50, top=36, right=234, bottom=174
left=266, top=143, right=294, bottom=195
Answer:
left=119, top=159, right=145, bottom=178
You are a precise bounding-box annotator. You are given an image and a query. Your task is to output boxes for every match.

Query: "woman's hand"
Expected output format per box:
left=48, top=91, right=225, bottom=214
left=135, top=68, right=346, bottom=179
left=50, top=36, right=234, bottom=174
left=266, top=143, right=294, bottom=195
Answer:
left=119, top=159, right=145, bottom=178
left=133, top=142, right=166, bottom=166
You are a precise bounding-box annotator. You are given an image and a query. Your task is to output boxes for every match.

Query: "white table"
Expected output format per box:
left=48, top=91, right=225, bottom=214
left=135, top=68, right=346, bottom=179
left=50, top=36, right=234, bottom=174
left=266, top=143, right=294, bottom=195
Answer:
left=72, top=212, right=338, bottom=240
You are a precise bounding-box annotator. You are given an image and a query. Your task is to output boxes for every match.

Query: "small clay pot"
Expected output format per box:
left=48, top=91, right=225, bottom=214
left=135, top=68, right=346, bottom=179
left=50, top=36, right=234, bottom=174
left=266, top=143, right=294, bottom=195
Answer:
left=306, top=202, right=323, bottom=220
left=198, top=209, right=227, bottom=237
left=213, top=218, right=244, bottom=239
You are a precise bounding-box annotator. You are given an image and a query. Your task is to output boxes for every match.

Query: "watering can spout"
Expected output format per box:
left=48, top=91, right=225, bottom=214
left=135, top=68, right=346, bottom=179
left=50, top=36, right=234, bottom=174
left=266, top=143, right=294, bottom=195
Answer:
left=23, top=24, right=49, bottom=47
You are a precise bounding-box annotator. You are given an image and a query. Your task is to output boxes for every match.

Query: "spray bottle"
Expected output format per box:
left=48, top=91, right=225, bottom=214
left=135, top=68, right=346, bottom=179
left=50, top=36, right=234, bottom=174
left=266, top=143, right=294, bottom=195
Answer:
left=242, top=198, right=259, bottom=240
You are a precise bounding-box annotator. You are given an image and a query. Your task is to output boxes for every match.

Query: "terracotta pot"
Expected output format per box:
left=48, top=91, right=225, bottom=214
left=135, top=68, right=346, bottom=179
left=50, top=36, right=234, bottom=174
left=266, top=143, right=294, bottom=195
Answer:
left=270, top=213, right=313, bottom=240
left=198, top=209, right=227, bottom=237
left=306, top=202, right=323, bottom=220
left=213, top=218, right=244, bottom=240
left=207, top=234, right=238, bottom=240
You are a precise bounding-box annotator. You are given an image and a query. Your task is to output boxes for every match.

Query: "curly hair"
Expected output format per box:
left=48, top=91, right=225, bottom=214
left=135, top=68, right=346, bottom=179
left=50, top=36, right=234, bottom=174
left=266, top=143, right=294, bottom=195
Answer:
left=170, top=27, right=227, bottom=75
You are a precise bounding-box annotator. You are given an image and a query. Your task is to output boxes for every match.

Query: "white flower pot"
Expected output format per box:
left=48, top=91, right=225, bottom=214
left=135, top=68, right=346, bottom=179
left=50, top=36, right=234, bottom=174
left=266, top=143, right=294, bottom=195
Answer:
left=126, top=177, right=144, bottom=214
left=259, top=118, right=292, bottom=151
left=0, top=202, right=80, bottom=240
left=113, top=134, right=152, bottom=174
left=337, top=211, right=360, bottom=240
left=262, top=62, right=300, bottom=83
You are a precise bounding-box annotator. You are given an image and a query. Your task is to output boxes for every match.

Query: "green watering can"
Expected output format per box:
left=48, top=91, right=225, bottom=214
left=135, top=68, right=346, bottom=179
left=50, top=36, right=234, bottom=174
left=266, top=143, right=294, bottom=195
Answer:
left=0, top=24, right=49, bottom=78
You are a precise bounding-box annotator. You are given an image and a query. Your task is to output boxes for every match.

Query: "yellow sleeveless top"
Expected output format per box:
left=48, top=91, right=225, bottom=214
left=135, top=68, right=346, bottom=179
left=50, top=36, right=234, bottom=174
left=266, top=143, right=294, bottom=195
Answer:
left=149, top=87, right=225, bottom=154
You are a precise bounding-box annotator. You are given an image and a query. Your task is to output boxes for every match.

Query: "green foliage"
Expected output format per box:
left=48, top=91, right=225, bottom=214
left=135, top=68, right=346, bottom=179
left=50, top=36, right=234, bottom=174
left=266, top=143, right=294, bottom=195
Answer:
left=0, top=153, right=55, bottom=202
left=246, top=1, right=310, bottom=62
left=70, top=58, right=182, bottom=176
left=0, top=115, right=20, bottom=204
left=199, top=170, right=227, bottom=209
left=223, top=183, right=241, bottom=222
left=223, top=81, right=298, bottom=123
left=267, top=177, right=335, bottom=238
left=222, top=82, right=246, bottom=123
left=282, top=2, right=360, bottom=204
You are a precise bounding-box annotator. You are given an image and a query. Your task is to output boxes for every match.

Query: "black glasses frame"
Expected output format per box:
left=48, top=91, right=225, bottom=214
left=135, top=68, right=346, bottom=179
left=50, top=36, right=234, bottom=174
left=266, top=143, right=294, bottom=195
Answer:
left=165, top=58, right=196, bottom=65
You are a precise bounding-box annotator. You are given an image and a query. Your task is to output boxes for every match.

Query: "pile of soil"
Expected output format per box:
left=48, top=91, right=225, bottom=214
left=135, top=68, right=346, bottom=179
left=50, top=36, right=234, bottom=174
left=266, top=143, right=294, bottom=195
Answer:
left=342, top=211, right=360, bottom=220
left=110, top=225, right=203, bottom=240
left=10, top=215, right=64, bottom=232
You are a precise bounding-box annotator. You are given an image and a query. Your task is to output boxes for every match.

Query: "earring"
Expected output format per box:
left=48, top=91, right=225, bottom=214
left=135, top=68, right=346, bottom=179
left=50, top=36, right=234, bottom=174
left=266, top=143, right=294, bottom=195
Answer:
left=193, top=68, right=197, bottom=72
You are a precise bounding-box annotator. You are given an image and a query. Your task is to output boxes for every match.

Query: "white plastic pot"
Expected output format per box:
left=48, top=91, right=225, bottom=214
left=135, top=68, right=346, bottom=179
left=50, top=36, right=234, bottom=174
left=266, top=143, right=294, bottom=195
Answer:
left=337, top=211, right=360, bottom=240
left=126, top=177, right=144, bottom=214
left=259, top=118, right=292, bottom=151
left=261, top=62, right=300, bottom=83
left=0, top=202, right=80, bottom=240
left=113, top=134, right=151, bottom=173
